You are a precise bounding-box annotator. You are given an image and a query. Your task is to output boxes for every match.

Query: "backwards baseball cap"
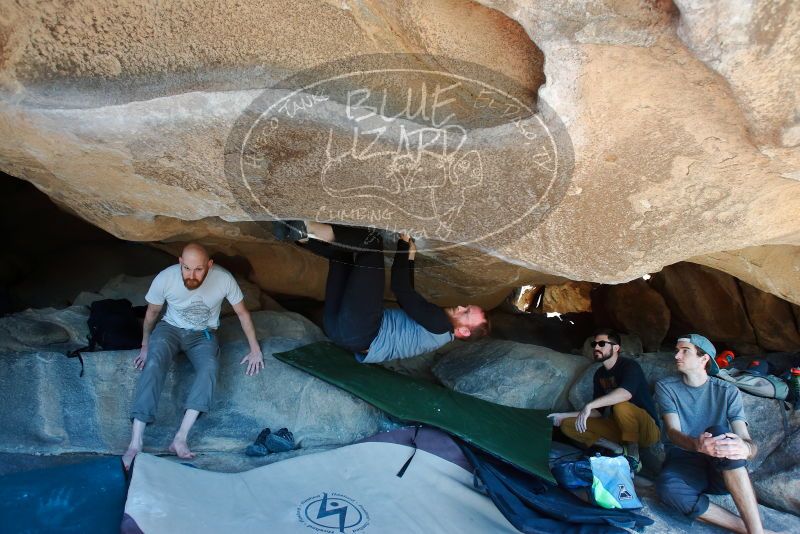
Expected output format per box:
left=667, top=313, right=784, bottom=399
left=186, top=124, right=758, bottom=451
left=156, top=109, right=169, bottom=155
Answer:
left=677, top=334, right=719, bottom=375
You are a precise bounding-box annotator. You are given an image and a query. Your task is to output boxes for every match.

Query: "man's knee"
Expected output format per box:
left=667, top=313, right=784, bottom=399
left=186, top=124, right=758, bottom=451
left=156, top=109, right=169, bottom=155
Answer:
left=610, top=401, right=638, bottom=418
left=706, top=424, right=729, bottom=437
left=194, top=357, right=218, bottom=379
left=610, top=402, right=642, bottom=431
left=612, top=402, right=660, bottom=445
left=141, top=352, right=170, bottom=375
left=145, top=337, right=176, bottom=368
left=704, top=425, right=748, bottom=470
left=137, top=347, right=174, bottom=387
left=186, top=336, right=219, bottom=371
left=657, top=468, right=708, bottom=518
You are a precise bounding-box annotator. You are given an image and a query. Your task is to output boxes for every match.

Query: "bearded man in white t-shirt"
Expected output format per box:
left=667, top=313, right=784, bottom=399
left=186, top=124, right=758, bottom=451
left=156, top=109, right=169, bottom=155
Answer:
left=121, top=243, right=264, bottom=470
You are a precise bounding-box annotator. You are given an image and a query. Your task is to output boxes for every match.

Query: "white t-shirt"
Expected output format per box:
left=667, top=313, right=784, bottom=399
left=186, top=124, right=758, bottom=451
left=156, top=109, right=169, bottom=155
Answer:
left=145, top=264, right=244, bottom=330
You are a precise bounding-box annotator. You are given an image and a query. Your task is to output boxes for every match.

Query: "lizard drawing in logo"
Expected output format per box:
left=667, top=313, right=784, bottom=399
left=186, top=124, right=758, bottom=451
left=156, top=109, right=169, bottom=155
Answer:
left=175, top=298, right=212, bottom=328
left=320, top=120, right=484, bottom=240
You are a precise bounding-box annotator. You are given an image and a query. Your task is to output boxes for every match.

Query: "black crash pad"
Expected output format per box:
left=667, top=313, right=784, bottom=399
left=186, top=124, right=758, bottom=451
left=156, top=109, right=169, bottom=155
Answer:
left=0, top=456, right=126, bottom=534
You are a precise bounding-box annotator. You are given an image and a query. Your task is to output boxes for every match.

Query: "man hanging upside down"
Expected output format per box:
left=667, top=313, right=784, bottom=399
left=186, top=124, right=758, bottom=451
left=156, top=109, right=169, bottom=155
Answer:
left=273, top=221, right=490, bottom=362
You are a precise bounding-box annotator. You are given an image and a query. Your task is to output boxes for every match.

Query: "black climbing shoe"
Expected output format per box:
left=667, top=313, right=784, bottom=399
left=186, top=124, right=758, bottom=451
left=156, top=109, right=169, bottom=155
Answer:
left=266, top=427, right=295, bottom=453
left=245, top=427, right=271, bottom=457
left=271, top=220, right=308, bottom=242
left=625, top=455, right=642, bottom=475
left=621, top=445, right=642, bottom=475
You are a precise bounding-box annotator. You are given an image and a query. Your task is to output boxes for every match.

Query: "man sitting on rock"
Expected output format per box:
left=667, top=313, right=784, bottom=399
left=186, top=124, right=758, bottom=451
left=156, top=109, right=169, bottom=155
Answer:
left=548, top=328, right=660, bottom=473
left=655, top=334, right=772, bottom=534
left=273, top=221, right=489, bottom=362
left=122, top=243, right=264, bottom=470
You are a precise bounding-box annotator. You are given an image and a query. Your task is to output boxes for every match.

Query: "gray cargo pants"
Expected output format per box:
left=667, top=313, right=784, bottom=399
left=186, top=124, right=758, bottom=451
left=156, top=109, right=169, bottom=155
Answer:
left=130, top=321, right=219, bottom=423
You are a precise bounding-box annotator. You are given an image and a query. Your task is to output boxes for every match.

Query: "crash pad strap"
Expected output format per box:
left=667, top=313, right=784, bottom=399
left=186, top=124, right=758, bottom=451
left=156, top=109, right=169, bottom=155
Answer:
left=274, top=341, right=554, bottom=483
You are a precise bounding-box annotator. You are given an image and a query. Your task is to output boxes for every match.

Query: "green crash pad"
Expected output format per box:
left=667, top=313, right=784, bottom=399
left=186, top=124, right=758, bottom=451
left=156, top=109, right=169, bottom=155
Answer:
left=274, top=341, right=554, bottom=483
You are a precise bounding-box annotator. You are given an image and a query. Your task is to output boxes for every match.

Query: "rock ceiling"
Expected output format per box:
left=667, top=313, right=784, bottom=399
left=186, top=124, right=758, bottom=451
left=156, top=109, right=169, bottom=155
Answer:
left=1, top=0, right=798, bottom=307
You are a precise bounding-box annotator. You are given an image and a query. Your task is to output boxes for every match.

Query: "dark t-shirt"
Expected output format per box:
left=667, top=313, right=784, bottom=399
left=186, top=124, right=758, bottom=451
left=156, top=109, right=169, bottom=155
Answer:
left=390, top=240, right=452, bottom=334
left=593, top=356, right=659, bottom=423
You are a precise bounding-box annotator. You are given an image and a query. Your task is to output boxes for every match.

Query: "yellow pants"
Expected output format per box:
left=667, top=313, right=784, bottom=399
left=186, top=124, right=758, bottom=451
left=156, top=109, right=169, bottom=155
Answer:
left=561, top=402, right=660, bottom=448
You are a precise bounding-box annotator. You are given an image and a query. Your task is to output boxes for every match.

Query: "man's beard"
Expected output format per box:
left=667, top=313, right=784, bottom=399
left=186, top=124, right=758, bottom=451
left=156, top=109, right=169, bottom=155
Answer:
left=594, top=351, right=612, bottom=362
left=183, top=276, right=205, bottom=289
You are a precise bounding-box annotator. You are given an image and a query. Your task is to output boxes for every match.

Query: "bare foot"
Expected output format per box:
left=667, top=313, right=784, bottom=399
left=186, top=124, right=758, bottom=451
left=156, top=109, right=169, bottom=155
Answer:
left=169, top=439, right=196, bottom=459
left=122, top=446, right=140, bottom=471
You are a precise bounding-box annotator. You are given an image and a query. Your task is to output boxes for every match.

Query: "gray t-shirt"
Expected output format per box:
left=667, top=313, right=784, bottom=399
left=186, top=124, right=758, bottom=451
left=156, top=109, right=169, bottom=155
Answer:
left=654, top=375, right=746, bottom=450
left=358, top=308, right=454, bottom=363
left=145, top=264, right=244, bottom=331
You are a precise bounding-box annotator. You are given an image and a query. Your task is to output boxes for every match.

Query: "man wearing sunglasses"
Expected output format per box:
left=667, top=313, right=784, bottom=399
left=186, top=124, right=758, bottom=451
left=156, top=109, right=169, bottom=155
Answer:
left=548, top=328, right=660, bottom=473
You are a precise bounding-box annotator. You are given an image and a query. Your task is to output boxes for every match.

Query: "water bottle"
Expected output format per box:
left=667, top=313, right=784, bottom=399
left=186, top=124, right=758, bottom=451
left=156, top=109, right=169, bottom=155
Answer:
left=790, top=368, right=800, bottom=409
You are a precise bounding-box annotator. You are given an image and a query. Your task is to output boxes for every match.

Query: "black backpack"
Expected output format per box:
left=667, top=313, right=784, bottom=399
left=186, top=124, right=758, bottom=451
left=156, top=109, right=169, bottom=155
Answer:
left=68, top=299, right=145, bottom=376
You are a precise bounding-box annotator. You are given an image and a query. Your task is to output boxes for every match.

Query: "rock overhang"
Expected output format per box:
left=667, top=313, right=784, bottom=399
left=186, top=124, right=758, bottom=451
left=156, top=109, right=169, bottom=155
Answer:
left=0, top=0, right=798, bottom=306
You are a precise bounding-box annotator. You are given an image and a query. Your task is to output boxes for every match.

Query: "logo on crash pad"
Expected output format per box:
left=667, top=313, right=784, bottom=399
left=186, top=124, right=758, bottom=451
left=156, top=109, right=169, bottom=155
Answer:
left=297, top=492, right=370, bottom=533
left=617, top=484, right=633, bottom=501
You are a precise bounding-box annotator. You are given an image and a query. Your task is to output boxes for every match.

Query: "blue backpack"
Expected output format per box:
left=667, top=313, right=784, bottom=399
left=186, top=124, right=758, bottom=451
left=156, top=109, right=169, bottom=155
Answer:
left=551, top=454, right=642, bottom=509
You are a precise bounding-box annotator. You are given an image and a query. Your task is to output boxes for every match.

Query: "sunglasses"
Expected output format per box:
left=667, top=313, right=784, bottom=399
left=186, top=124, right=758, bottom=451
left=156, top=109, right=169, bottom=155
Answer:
left=590, top=341, right=617, bottom=348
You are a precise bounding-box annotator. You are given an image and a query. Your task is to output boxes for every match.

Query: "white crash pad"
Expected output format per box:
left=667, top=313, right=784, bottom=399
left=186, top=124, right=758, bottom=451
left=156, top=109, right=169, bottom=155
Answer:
left=124, top=441, right=517, bottom=534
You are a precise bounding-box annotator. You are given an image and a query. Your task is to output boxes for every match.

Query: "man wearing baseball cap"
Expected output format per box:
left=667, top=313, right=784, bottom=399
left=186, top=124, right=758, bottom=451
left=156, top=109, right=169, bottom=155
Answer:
left=655, top=334, right=771, bottom=534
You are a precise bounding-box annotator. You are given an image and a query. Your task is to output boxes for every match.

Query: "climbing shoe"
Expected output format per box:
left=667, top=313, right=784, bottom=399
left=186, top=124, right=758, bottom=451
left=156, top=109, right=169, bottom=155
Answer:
left=622, top=445, right=642, bottom=475
left=625, top=455, right=642, bottom=475
left=266, top=427, right=295, bottom=453
left=245, top=427, right=271, bottom=457
left=271, top=220, right=308, bottom=242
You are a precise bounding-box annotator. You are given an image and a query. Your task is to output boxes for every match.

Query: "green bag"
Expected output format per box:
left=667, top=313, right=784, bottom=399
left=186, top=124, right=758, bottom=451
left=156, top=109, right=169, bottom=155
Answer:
left=716, top=368, right=789, bottom=401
